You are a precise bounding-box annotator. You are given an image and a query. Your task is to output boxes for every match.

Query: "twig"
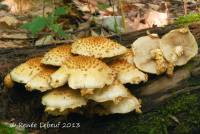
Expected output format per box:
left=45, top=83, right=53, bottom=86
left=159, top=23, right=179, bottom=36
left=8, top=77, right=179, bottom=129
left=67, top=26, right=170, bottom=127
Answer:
left=118, top=0, right=126, bottom=32
left=43, top=0, right=46, bottom=17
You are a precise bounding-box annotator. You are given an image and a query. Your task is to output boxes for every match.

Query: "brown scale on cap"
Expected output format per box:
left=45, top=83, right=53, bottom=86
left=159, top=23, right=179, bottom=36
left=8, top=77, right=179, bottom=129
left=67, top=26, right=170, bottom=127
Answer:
left=50, top=56, right=115, bottom=89
left=25, top=66, right=57, bottom=92
left=71, top=36, right=128, bottom=58
left=10, top=57, right=44, bottom=84
left=41, top=45, right=72, bottom=66
left=110, top=60, right=148, bottom=84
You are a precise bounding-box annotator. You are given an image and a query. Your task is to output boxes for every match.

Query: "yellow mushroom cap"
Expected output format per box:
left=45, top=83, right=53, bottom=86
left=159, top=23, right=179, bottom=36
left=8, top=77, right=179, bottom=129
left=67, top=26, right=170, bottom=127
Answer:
left=131, top=35, right=161, bottom=74
left=3, top=73, right=15, bottom=89
left=41, top=45, right=72, bottom=66
left=102, top=94, right=142, bottom=114
left=10, top=57, right=44, bottom=84
left=85, top=80, right=130, bottom=103
left=25, top=67, right=57, bottom=92
left=71, top=36, right=127, bottom=58
left=160, top=28, right=198, bottom=66
left=110, top=60, right=148, bottom=84
left=42, top=87, right=87, bottom=112
left=50, top=56, right=115, bottom=89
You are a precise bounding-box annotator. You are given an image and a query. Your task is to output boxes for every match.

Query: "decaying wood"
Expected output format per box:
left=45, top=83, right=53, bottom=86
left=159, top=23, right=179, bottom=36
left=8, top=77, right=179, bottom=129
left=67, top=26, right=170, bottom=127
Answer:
left=0, top=23, right=200, bottom=133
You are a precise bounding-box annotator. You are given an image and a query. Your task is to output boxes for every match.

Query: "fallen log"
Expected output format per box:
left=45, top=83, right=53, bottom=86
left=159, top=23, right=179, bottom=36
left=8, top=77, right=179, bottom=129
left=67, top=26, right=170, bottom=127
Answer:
left=0, top=23, right=200, bottom=134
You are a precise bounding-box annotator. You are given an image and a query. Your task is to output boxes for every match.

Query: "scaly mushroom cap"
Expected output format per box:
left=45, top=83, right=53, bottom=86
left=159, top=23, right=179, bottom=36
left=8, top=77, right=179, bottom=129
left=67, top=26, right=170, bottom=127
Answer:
left=110, top=60, right=148, bottom=84
left=71, top=36, right=127, bottom=58
left=42, top=87, right=87, bottom=113
left=85, top=80, right=130, bottom=103
left=50, top=56, right=115, bottom=89
left=10, top=57, right=43, bottom=84
left=25, top=67, right=57, bottom=92
left=160, top=28, right=198, bottom=66
left=41, top=45, right=72, bottom=66
left=132, top=35, right=166, bottom=74
left=3, top=73, right=15, bottom=89
left=102, top=94, right=142, bottom=114
left=118, top=49, right=135, bottom=64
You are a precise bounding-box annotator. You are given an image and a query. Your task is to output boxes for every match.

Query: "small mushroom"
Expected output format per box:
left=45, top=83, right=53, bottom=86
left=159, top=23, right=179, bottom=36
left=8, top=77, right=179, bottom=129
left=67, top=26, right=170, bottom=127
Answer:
left=10, top=57, right=44, bottom=84
left=3, top=73, right=15, bottom=89
left=42, top=86, right=87, bottom=115
left=160, top=28, right=198, bottom=66
left=84, top=80, right=130, bottom=104
left=50, top=56, right=115, bottom=89
left=71, top=36, right=127, bottom=58
left=109, top=60, right=148, bottom=84
left=102, top=94, right=142, bottom=114
left=132, top=35, right=167, bottom=74
left=41, top=45, right=72, bottom=66
left=25, top=67, right=57, bottom=92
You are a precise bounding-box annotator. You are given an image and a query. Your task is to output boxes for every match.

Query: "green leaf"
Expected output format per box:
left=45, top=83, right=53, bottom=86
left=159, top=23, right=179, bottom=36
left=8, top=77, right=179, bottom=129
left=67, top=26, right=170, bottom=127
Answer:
left=97, top=3, right=110, bottom=10
left=49, top=24, right=62, bottom=33
left=54, top=7, right=66, bottom=16
left=49, top=24, right=66, bottom=38
left=47, top=14, right=58, bottom=25
left=53, top=5, right=71, bottom=16
left=21, top=16, right=47, bottom=35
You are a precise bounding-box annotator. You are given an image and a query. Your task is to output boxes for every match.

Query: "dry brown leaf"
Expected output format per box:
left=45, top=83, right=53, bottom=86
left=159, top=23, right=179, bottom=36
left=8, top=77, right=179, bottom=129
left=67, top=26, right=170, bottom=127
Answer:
left=0, top=16, right=18, bottom=26
left=145, top=10, right=168, bottom=27
left=2, top=0, right=32, bottom=13
left=35, top=35, right=55, bottom=46
left=1, top=33, right=27, bottom=39
left=0, top=40, right=24, bottom=48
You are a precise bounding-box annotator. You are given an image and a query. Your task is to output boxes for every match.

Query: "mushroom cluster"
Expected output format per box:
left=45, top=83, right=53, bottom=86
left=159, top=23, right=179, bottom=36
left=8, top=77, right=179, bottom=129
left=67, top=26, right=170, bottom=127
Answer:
left=132, top=27, right=198, bottom=77
left=4, top=28, right=198, bottom=116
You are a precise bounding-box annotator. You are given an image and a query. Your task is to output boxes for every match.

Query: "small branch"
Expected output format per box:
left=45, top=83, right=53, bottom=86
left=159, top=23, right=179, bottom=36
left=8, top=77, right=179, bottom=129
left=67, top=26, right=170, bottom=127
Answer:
left=155, top=85, right=200, bottom=102
left=118, top=0, right=126, bottom=32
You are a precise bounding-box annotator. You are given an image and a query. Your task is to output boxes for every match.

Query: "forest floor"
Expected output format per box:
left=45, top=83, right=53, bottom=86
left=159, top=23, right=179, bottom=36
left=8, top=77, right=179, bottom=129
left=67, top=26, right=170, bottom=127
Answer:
left=0, top=0, right=199, bottom=48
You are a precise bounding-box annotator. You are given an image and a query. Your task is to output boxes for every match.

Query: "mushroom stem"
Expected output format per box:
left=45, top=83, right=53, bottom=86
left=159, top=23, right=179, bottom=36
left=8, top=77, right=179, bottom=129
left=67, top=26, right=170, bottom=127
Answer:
left=81, top=88, right=94, bottom=96
left=114, top=96, right=124, bottom=104
left=135, top=98, right=142, bottom=113
left=179, top=28, right=188, bottom=33
left=151, top=49, right=167, bottom=75
left=174, top=45, right=184, bottom=57
left=135, top=107, right=142, bottom=113
left=166, top=62, right=175, bottom=77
